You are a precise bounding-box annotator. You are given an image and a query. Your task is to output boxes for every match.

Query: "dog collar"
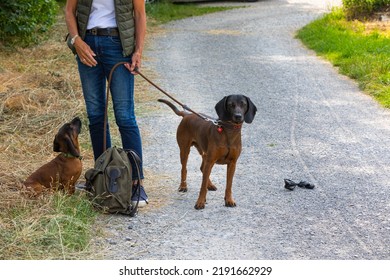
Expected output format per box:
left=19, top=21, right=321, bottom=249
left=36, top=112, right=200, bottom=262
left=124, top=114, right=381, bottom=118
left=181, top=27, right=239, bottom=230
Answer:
left=217, top=121, right=243, bottom=133
left=61, top=152, right=83, bottom=160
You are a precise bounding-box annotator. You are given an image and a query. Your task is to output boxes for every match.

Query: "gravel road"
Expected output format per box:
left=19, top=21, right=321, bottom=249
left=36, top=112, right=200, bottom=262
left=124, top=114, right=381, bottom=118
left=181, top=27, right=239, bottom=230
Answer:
left=95, top=0, right=390, bottom=260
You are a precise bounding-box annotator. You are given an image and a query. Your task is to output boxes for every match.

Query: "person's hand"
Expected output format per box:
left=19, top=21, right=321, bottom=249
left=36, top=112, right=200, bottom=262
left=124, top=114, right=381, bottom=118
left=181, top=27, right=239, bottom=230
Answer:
left=74, top=38, right=97, bottom=67
left=125, top=51, right=142, bottom=74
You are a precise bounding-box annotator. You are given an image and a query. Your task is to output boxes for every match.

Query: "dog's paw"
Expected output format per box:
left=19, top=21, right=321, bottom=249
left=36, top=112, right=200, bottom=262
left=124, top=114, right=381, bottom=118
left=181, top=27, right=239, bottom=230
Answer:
left=194, top=201, right=206, bottom=210
left=207, top=184, right=217, bottom=191
left=178, top=182, right=187, bottom=192
left=225, top=199, right=236, bottom=207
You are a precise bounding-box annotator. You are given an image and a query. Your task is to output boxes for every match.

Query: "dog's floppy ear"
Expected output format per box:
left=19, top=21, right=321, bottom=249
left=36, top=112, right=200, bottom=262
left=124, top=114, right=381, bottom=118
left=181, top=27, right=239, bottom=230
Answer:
left=215, top=96, right=228, bottom=120
left=65, top=135, right=80, bottom=157
left=53, top=135, right=61, bottom=152
left=244, top=96, right=257, bottom=124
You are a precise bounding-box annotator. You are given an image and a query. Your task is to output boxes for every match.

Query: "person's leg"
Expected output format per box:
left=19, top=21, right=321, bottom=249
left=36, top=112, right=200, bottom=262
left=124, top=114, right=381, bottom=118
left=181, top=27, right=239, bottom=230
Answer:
left=100, top=35, right=148, bottom=206
left=100, top=36, right=144, bottom=180
left=110, top=65, right=145, bottom=180
left=77, top=35, right=111, bottom=160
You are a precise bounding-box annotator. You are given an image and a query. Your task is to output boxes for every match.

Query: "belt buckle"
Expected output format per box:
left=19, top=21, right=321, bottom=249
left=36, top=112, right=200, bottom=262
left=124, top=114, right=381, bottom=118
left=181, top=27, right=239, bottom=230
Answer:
left=91, top=28, right=98, bottom=35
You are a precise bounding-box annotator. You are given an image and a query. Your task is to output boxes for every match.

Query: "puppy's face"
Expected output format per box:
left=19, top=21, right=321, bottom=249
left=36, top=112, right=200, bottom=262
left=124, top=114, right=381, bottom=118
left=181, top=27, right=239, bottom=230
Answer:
left=53, top=117, right=82, bottom=157
left=215, top=95, right=257, bottom=124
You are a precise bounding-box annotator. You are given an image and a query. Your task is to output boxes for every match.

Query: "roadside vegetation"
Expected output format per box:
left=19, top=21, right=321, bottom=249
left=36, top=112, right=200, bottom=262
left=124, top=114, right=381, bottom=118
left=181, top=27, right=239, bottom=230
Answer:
left=297, top=0, right=390, bottom=107
left=146, top=1, right=240, bottom=25
left=0, top=1, right=240, bottom=260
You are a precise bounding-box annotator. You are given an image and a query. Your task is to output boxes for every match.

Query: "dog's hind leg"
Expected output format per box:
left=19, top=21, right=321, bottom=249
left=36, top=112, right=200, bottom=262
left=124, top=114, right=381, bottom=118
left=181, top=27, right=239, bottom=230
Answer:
left=178, top=142, right=190, bottom=193
left=24, top=181, right=44, bottom=197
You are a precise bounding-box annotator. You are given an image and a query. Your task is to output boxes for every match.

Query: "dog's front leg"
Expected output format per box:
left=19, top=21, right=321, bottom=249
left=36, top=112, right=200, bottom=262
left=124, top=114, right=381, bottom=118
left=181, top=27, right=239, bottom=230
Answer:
left=225, top=161, right=237, bottom=207
left=195, top=160, right=214, bottom=210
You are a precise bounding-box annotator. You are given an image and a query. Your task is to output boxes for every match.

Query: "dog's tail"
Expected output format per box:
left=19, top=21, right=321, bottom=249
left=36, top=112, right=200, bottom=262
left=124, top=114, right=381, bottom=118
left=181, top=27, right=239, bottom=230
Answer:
left=158, top=99, right=190, bottom=117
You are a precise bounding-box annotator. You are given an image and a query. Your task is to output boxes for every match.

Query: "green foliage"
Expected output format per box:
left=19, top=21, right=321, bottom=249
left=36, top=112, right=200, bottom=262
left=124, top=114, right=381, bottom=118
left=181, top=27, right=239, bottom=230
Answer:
left=146, top=1, right=241, bottom=25
left=0, top=0, right=59, bottom=47
left=343, top=0, right=390, bottom=19
left=296, top=8, right=390, bottom=107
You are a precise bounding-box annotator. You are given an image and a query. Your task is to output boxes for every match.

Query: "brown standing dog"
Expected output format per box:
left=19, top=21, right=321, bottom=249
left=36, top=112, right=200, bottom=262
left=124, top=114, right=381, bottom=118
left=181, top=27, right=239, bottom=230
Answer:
left=24, top=117, right=82, bottom=196
left=159, top=95, right=257, bottom=209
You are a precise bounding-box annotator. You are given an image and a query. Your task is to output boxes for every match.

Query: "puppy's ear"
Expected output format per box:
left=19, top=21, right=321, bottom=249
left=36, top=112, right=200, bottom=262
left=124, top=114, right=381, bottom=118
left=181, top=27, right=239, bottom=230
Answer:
left=244, top=96, right=257, bottom=124
left=215, top=96, right=228, bottom=120
left=53, top=135, right=60, bottom=152
left=65, top=135, right=80, bottom=157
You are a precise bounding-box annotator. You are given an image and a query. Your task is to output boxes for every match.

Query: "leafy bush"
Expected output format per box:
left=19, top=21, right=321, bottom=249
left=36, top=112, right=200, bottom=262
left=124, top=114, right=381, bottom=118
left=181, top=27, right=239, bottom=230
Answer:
left=343, top=0, right=390, bottom=19
left=0, top=0, right=59, bottom=47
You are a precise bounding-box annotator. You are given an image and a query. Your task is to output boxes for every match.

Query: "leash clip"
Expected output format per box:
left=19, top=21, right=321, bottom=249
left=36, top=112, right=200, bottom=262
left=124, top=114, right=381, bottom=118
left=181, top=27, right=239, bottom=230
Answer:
left=212, top=119, right=220, bottom=126
left=182, top=104, right=191, bottom=112
left=204, top=117, right=220, bottom=126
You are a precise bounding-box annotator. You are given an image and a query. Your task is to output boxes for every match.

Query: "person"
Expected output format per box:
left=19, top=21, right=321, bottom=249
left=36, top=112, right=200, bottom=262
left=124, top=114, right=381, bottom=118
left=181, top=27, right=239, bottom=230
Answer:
left=65, top=0, right=148, bottom=207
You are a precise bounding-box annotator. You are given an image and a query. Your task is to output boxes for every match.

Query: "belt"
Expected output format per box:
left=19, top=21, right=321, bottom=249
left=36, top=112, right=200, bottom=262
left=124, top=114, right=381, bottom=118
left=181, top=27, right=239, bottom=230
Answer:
left=86, top=28, right=119, bottom=36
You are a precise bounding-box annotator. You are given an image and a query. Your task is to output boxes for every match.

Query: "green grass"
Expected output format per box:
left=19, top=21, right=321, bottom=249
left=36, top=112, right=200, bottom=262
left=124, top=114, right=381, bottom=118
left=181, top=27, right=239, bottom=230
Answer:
left=146, top=1, right=241, bottom=25
left=0, top=192, right=97, bottom=259
left=296, top=8, right=390, bottom=107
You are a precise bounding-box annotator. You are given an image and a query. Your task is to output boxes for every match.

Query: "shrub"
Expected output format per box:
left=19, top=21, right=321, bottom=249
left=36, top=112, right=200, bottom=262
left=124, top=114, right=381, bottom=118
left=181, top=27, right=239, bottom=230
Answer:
left=0, top=0, right=59, bottom=47
left=343, top=0, right=390, bottom=19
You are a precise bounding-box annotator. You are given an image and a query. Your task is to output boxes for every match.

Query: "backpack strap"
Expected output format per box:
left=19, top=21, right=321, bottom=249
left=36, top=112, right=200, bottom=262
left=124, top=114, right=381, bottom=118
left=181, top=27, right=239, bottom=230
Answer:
left=126, top=150, right=142, bottom=217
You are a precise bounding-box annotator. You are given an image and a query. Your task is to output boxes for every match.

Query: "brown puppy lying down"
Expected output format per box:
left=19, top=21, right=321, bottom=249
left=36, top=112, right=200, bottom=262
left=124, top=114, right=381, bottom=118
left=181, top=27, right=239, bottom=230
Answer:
left=24, top=117, right=82, bottom=196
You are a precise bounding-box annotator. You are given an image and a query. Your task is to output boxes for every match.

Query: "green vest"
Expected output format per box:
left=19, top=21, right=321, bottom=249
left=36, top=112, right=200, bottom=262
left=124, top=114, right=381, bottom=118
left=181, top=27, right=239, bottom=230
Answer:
left=76, top=0, right=135, bottom=57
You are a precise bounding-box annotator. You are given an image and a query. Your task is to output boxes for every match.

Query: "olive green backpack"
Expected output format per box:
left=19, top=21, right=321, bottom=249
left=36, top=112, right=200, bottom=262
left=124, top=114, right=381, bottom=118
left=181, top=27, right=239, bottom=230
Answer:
left=85, top=148, right=141, bottom=216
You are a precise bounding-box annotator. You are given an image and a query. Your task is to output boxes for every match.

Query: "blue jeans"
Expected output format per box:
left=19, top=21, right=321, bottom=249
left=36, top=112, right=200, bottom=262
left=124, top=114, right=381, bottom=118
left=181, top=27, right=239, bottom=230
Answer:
left=77, top=34, right=144, bottom=180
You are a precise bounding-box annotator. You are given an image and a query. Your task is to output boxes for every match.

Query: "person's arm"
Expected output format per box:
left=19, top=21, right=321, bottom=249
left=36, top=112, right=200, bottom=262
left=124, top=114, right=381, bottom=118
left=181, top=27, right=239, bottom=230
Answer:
left=65, top=0, right=97, bottom=67
left=127, top=0, right=146, bottom=74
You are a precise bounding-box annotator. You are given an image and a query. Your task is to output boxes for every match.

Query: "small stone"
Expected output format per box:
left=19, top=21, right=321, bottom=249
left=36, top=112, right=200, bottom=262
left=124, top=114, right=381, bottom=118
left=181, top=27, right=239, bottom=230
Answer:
left=107, top=239, right=117, bottom=245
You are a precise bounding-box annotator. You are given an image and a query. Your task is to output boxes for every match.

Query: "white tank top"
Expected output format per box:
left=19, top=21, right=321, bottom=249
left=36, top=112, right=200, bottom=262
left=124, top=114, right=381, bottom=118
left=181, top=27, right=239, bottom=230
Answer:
left=87, top=0, right=117, bottom=29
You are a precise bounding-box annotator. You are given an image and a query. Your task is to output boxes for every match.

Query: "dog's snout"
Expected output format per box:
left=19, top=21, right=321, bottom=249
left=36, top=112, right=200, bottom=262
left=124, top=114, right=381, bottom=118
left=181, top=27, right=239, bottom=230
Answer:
left=234, top=113, right=243, bottom=121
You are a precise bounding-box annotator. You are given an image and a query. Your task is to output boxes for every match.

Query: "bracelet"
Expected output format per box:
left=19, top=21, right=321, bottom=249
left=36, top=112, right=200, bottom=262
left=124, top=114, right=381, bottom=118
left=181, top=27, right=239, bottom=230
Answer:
left=71, top=34, right=79, bottom=45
